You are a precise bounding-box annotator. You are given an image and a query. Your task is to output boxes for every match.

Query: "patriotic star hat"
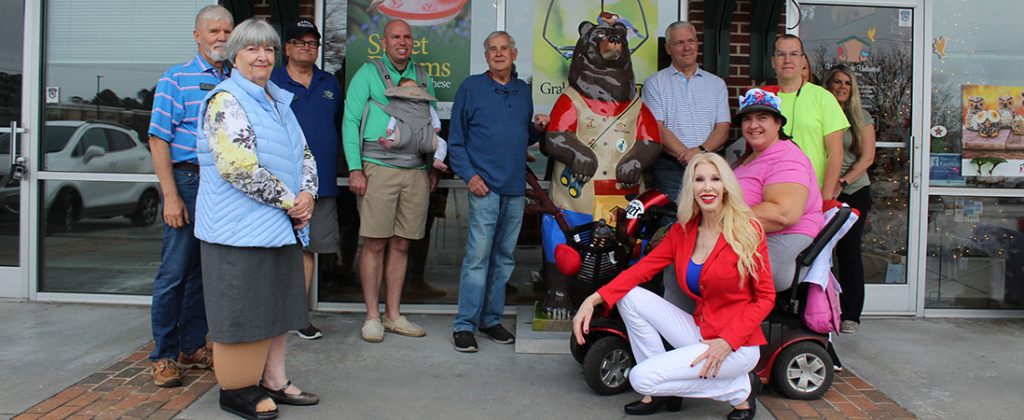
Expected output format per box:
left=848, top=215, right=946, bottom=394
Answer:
left=732, top=88, right=788, bottom=128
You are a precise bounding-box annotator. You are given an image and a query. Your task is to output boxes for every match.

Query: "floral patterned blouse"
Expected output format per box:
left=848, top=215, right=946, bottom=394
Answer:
left=202, top=91, right=318, bottom=209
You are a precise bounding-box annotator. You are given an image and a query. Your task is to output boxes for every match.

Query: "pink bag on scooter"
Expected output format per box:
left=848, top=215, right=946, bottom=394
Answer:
left=803, top=274, right=842, bottom=334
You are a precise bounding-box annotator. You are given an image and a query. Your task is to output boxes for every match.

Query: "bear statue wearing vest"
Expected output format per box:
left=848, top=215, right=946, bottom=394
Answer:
left=539, top=19, right=662, bottom=317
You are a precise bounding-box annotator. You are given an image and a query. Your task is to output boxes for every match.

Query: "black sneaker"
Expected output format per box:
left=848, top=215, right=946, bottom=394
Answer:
left=296, top=323, right=323, bottom=340
left=479, top=324, right=515, bottom=344
left=453, top=331, right=478, bottom=353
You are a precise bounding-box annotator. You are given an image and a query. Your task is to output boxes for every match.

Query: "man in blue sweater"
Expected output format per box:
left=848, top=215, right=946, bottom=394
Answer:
left=448, top=31, right=548, bottom=352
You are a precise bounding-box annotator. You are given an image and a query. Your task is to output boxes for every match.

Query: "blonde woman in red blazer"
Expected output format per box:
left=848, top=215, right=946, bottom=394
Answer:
left=573, top=153, right=775, bottom=420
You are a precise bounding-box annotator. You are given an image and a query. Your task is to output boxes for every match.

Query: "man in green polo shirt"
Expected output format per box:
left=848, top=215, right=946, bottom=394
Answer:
left=771, top=34, right=849, bottom=198
left=342, top=19, right=438, bottom=343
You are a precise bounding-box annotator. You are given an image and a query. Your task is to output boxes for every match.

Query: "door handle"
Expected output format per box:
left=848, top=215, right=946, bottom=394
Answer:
left=2, top=121, right=27, bottom=187
left=910, top=135, right=921, bottom=190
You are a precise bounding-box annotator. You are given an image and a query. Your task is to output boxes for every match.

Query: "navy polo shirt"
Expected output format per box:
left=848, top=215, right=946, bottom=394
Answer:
left=271, top=64, right=343, bottom=197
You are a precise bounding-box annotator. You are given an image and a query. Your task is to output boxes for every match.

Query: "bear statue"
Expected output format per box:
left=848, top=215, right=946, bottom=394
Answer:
left=539, top=19, right=661, bottom=318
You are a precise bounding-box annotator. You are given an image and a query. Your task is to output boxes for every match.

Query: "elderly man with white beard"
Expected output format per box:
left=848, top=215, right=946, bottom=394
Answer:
left=146, top=4, right=233, bottom=388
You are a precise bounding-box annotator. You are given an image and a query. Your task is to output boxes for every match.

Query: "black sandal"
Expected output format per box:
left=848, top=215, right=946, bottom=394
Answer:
left=219, top=385, right=279, bottom=420
left=259, top=379, right=320, bottom=406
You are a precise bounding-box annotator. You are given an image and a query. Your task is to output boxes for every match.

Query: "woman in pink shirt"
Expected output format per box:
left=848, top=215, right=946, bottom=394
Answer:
left=732, top=88, right=824, bottom=291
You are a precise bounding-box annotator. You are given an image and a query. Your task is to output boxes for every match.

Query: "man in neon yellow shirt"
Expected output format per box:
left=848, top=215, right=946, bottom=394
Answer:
left=771, top=34, right=849, bottom=198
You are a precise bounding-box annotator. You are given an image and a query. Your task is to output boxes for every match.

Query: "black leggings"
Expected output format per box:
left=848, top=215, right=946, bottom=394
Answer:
left=836, top=186, right=872, bottom=323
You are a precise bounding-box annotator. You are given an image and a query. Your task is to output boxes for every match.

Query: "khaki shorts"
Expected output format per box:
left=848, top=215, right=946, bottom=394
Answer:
left=305, top=198, right=340, bottom=253
left=358, top=162, right=429, bottom=240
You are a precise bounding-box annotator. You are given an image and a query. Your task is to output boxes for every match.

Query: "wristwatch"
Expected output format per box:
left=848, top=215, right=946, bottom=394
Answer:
left=839, top=178, right=849, bottom=188
left=698, top=145, right=708, bottom=153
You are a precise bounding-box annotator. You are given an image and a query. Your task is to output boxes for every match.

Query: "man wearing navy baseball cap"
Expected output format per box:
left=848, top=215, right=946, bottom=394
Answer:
left=271, top=19, right=343, bottom=341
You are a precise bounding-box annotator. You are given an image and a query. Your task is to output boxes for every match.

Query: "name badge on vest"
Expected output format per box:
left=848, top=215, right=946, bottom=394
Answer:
left=200, top=83, right=216, bottom=91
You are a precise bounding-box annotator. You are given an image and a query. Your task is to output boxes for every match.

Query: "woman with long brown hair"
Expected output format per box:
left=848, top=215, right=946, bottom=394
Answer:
left=824, top=65, right=876, bottom=334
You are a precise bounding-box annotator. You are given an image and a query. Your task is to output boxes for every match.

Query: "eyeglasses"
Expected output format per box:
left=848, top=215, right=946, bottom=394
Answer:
left=773, top=51, right=803, bottom=60
left=288, top=40, right=320, bottom=48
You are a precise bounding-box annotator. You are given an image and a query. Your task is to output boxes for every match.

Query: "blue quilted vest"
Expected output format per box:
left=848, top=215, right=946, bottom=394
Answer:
left=194, top=72, right=306, bottom=247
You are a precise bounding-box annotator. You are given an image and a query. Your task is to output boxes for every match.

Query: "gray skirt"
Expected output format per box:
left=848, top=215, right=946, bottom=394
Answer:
left=200, top=241, right=308, bottom=343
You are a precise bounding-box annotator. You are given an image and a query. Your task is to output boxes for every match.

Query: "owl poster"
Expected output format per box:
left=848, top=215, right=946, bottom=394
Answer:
left=960, top=84, right=1024, bottom=177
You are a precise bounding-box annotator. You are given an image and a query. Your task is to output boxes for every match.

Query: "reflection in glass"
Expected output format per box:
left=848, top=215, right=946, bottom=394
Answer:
left=0, top=0, right=24, bottom=266
left=926, top=195, right=1024, bottom=309
left=43, top=2, right=206, bottom=170
left=40, top=180, right=162, bottom=294
left=0, top=132, right=19, bottom=266
left=41, top=121, right=154, bottom=173
left=0, top=0, right=23, bottom=124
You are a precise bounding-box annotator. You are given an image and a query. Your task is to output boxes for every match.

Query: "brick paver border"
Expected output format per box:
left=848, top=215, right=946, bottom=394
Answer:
left=14, top=342, right=215, bottom=420
left=760, top=369, right=917, bottom=419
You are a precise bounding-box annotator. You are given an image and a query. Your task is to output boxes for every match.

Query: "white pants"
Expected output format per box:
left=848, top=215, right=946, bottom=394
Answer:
left=618, top=288, right=759, bottom=406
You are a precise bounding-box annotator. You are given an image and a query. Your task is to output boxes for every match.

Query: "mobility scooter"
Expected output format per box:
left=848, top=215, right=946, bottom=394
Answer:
left=556, top=182, right=856, bottom=399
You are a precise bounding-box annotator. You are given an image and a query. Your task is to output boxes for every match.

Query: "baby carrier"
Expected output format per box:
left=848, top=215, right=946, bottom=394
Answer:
left=359, top=58, right=435, bottom=168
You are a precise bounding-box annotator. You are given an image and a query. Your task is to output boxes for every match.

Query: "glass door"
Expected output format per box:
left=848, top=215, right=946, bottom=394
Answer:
left=0, top=0, right=28, bottom=297
left=792, top=0, right=926, bottom=314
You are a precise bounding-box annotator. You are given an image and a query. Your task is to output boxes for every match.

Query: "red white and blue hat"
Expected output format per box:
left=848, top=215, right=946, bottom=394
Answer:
left=732, top=88, right=787, bottom=127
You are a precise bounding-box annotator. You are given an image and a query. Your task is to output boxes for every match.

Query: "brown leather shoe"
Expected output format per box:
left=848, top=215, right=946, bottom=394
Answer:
left=178, top=345, right=214, bottom=370
left=152, top=358, right=183, bottom=388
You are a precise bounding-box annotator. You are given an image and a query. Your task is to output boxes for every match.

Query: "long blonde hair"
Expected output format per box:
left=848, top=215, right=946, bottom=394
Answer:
left=676, top=153, right=767, bottom=287
left=824, top=65, right=866, bottom=154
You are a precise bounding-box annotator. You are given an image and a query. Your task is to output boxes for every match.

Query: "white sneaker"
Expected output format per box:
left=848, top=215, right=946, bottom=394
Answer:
left=361, top=319, right=384, bottom=343
left=840, top=320, right=859, bottom=334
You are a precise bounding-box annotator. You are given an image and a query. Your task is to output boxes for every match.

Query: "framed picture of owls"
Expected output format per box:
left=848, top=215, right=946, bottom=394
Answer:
left=961, top=84, right=1024, bottom=177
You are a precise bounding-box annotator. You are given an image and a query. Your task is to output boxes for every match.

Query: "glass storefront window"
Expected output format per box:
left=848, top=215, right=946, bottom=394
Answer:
left=39, top=1, right=209, bottom=293
left=318, top=1, right=525, bottom=305
left=925, top=0, right=1024, bottom=310
left=926, top=195, right=1024, bottom=309
left=799, top=4, right=915, bottom=285
left=929, top=0, right=1024, bottom=188
left=40, top=179, right=162, bottom=294
left=317, top=189, right=546, bottom=305
left=0, top=0, right=24, bottom=267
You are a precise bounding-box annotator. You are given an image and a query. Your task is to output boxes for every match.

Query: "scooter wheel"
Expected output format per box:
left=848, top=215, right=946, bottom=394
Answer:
left=569, top=334, right=585, bottom=364
left=583, top=336, right=634, bottom=395
left=772, top=340, right=834, bottom=400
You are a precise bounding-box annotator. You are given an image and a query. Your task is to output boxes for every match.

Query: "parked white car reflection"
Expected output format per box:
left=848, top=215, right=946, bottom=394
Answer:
left=0, top=121, right=159, bottom=233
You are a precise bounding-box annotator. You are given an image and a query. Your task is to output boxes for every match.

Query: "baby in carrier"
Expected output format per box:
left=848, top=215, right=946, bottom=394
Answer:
left=377, top=77, right=448, bottom=171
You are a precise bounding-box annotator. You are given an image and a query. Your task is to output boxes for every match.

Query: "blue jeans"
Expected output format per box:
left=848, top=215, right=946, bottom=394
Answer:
left=453, top=193, right=524, bottom=332
left=150, top=168, right=207, bottom=361
left=648, top=156, right=685, bottom=203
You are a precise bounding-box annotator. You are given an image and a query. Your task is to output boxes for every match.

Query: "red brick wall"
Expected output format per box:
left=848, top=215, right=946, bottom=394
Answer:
left=249, top=0, right=316, bottom=20
left=688, top=1, right=786, bottom=112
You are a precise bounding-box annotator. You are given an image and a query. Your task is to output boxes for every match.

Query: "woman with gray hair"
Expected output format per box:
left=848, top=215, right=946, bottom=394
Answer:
left=196, top=18, right=319, bottom=419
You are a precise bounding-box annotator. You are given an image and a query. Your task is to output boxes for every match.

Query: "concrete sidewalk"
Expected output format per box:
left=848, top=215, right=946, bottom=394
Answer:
left=3, top=300, right=1023, bottom=419
left=831, top=317, right=1024, bottom=420
left=1, top=301, right=763, bottom=420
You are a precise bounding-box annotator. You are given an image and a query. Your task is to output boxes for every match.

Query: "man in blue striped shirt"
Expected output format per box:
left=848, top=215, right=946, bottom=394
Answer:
left=146, top=5, right=232, bottom=388
left=641, top=21, right=731, bottom=202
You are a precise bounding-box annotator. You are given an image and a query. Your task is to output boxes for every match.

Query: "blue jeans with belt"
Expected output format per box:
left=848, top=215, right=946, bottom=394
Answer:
left=150, top=168, right=207, bottom=361
left=453, top=193, right=525, bottom=332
